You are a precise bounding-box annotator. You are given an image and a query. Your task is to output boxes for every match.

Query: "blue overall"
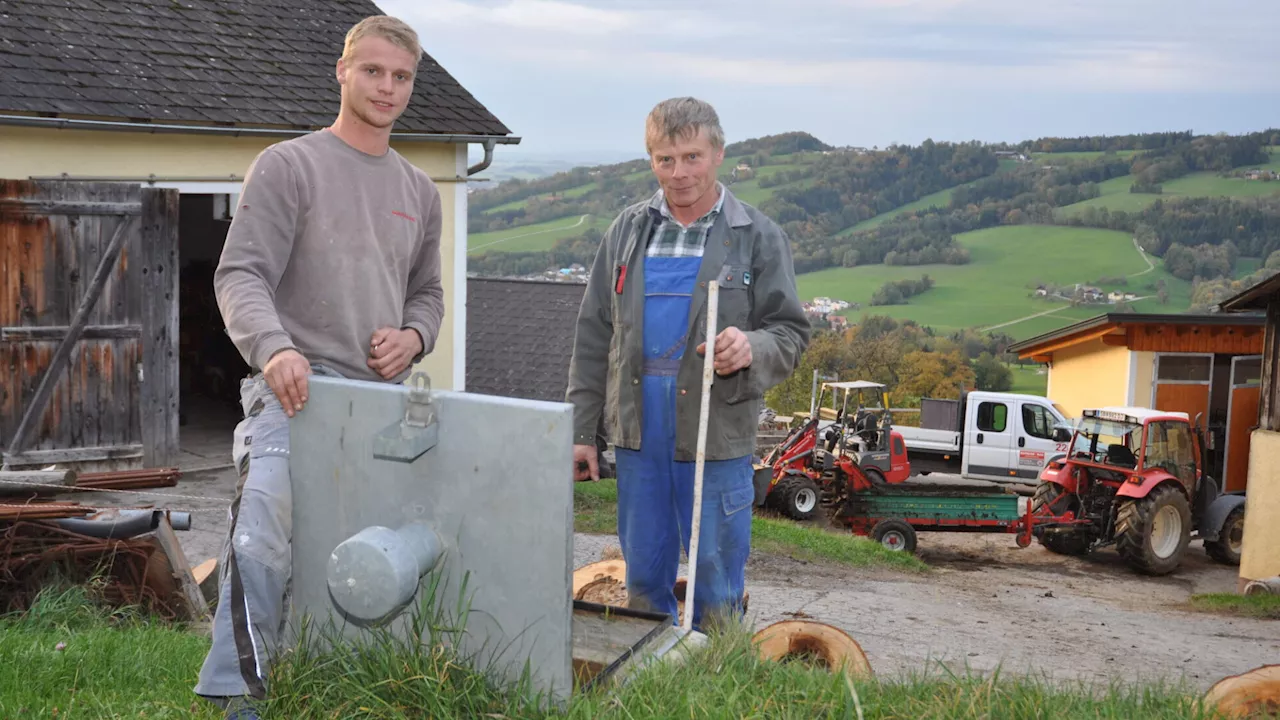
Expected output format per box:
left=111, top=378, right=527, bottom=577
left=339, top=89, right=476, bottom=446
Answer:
left=614, top=254, right=755, bottom=631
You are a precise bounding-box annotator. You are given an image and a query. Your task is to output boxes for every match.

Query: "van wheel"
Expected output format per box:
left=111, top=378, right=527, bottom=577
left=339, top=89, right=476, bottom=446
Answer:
left=1205, top=505, right=1245, bottom=566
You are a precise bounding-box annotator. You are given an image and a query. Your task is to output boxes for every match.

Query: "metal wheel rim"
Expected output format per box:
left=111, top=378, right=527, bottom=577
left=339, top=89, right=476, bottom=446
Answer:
left=1226, top=517, right=1244, bottom=553
left=1151, top=505, right=1183, bottom=559
left=794, top=488, right=817, bottom=513
left=880, top=530, right=906, bottom=551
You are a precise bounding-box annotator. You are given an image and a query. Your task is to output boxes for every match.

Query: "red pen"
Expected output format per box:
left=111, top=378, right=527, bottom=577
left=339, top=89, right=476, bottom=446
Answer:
left=615, top=264, right=627, bottom=294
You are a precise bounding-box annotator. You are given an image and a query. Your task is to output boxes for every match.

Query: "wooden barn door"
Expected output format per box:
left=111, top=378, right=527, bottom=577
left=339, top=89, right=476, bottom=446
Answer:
left=0, top=180, right=179, bottom=471
left=1152, top=354, right=1213, bottom=425
left=1224, top=355, right=1262, bottom=492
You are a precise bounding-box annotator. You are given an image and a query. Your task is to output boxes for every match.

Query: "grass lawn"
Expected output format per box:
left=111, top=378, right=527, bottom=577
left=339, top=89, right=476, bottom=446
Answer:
left=4, top=582, right=1221, bottom=719
left=0, top=584, right=220, bottom=719
left=1188, top=592, right=1280, bottom=620
left=1008, top=364, right=1049, bottom=396
left=796, top=225, right=1157, bottom=339
left=468, top=214, right=607, bottom=254
left=574, top=479, right=927, bottom=572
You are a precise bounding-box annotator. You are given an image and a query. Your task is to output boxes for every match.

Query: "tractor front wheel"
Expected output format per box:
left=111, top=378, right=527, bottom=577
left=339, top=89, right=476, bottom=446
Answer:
left=1031, top=482, right=1092, bottom=556
left=1205, top=505, right=1245, bottom=566
left=773, top=476, right=821, bottom=521
left=1116, top=483, right=1192, bottom=576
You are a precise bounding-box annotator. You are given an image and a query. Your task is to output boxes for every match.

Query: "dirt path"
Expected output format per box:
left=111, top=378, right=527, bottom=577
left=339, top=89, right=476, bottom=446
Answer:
left=574, top=531, right=1280, bottom=692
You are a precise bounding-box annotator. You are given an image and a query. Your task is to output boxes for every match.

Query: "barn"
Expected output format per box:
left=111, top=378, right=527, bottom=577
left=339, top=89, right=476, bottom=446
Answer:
left=0, top=1, right=516, bottom=471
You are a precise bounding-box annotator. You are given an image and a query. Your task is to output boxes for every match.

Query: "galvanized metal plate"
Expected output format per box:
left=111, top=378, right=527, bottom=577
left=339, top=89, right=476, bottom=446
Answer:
left=286, top=374, right=575, bottom=701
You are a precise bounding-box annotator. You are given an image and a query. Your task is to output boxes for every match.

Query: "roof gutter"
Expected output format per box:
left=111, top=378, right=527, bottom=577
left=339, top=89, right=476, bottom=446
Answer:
left=0, top=113, right=520, bottom=146
left=467, top=138, right=497, bottom=176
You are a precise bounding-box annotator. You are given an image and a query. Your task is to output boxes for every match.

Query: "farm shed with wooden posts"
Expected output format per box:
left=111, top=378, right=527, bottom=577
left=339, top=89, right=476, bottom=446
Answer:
left=1218, top=274, right=1280, bottom=591
left=1008, top=312, right=1266, bottom=493
left=0, top=0, right=516, bottom=471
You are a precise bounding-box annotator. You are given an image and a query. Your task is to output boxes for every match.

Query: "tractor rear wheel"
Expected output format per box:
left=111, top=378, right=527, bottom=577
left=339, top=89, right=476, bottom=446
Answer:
left=773, top=476, right=821, bottom=521
left=1116, top=483, right=1192, bottom=576
left=1031, top=482, right=1092, bottom=556
left=1205, top=505, right=1245, bottom=566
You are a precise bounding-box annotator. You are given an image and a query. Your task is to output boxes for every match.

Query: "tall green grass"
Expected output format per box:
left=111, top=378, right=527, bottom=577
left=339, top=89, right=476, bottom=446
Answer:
left=0, top=582, right=219, bottom=719
left=2, top=578, right=1230, bottom=719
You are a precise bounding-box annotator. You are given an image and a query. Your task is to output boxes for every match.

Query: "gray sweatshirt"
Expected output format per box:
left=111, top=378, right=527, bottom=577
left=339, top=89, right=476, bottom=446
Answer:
left=214, top=129, right=445, bottom=383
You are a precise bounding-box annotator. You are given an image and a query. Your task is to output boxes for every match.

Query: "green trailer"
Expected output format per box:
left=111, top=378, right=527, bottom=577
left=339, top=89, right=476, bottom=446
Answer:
left=834, top=485, right=1057, bottom=553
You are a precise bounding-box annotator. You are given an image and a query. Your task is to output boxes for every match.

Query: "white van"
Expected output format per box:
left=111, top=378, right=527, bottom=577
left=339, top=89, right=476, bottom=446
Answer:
left=896, top=391, right=1074, bottom=486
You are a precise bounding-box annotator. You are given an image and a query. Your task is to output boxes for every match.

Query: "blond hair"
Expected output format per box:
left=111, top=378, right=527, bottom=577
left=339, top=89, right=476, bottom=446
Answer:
left=645, top=97, right=725, bottom=153
left=342, top=15, right=423, bottom=64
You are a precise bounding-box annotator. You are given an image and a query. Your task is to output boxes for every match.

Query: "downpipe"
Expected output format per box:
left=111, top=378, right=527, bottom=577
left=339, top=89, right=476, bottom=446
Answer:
left=54, top=509, right=191, bottom=539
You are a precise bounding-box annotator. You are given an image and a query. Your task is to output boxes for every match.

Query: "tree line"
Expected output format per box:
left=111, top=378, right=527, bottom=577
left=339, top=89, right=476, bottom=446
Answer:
left=763, top=317, right=1022, bottom=416
left=871, top=275, right=935, bottom=306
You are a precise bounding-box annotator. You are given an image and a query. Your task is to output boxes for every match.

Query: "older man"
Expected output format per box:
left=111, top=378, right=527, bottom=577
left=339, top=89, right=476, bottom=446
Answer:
left=567, top=97, right=810, bottom=630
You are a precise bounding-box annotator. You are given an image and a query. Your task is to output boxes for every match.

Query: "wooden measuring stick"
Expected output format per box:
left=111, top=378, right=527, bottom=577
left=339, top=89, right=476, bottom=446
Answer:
left=683, top=280, right=719, bottom=632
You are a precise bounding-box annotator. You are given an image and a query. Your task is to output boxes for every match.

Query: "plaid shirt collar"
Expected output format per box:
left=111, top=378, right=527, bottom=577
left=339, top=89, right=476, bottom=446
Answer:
left=644, top=183, right=726, bottom=258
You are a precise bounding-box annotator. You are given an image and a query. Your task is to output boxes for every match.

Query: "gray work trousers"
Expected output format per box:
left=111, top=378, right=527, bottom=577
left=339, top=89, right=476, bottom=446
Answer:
left=194, top=367, right=339, bottom=700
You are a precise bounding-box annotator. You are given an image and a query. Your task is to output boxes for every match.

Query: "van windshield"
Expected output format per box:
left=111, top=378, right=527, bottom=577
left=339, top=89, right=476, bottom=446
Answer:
left=1070, top=417, right=1142, bottom=468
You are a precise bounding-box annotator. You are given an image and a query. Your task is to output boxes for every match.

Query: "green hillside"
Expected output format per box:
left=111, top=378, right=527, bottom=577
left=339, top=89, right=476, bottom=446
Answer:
left=1058, top=148, right=1280, bottom=216
left=797, top=225, right=1194, bottom=340
left=468, top=214, right=607, bottom=254
left=837, top=185, right=959, bottom=235
left=469, top=130, right=1280, bottom=345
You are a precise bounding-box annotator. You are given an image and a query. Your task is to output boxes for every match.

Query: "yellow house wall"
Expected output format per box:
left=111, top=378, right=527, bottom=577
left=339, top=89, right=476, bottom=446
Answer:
left=1045, top=338, right=1131, bottom=418
left=1240, top=429, right=1280, bottom=588
left=1129, top=351, right=1156, bottom=407
left=1, top=125, right=466, bottom=390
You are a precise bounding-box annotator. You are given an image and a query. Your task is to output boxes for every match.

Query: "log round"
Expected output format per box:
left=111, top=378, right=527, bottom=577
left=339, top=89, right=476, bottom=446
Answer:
left=752, top=620, right=874, bottom=680
left=1203, top=664, right=1280, bottom=719
left=571, top=560, right=749, bottom=615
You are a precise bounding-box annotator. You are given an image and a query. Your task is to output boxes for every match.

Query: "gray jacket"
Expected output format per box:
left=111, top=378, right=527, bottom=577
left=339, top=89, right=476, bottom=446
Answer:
left=566, top=188, right=811, bottom=462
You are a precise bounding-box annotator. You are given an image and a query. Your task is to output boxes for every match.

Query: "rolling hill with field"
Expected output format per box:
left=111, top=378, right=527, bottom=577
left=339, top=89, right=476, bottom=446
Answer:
left=467, top=130, right=1280, bottom=343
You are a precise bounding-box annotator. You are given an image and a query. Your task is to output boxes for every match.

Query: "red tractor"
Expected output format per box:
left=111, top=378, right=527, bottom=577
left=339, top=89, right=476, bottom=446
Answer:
left=1031, top=407, right=1246, bottom=576
left=754, top=380, right=911, bottom=521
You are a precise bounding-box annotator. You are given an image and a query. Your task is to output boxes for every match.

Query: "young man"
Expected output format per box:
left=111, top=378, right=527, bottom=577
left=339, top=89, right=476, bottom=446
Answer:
left=567, top=97, right=810, bottom=631
left=194, top=15, right=445, bottom=716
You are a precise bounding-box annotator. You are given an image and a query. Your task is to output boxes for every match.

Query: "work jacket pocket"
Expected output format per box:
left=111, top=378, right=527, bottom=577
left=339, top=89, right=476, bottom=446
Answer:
left=716, top=263, right=752, bottom=329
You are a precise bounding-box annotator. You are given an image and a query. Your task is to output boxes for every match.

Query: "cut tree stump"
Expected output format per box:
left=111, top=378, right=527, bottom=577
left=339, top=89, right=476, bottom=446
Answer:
left=752, top=620, right=874, bottom=680
left=571, top=559, right=749, bottom=616
left=1204, top=665, right=1280, bottom=719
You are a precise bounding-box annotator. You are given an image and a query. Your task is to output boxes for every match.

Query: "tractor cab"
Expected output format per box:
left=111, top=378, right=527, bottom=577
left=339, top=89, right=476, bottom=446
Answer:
left=1055, top=408, right=1200, bottom=495
left=816, top=380, right=893, bottom=455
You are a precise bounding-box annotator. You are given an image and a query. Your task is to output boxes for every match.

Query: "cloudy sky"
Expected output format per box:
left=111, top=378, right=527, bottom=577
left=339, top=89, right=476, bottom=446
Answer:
left=381, top=0, right=1280, bottom=164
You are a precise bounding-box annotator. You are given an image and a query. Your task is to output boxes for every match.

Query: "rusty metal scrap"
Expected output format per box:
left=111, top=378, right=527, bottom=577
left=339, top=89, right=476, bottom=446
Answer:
left=0, top=467, right=182, bottom=497
left=76, top=467, right=182, bottom=491
left=0, top=502, right=92, bottom=520
left=0, top=520, right=181, bottom=619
